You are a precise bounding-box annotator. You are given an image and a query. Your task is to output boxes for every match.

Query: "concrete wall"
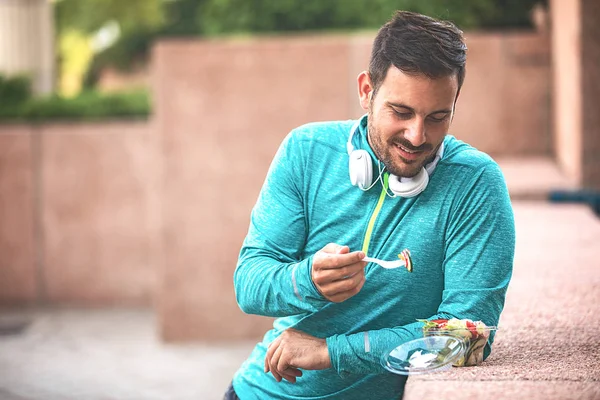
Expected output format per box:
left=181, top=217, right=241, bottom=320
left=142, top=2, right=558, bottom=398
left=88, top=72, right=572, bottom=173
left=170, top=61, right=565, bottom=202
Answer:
left=152, top=36, right=358, bottom=341
left=153, top=31, right=552, bottom=341
left=551, top=0, right=600, bottom=189
left=0, top=127, right=37, bottom=302
left=454, top=32, right=551, bottom=155
left=580, top=0, right=600, bottom=189
left=103, top=31, right=552, bottom=156
left=0, top=122, right=159, bottom=305
left=551, top=0, right=582, bottom=183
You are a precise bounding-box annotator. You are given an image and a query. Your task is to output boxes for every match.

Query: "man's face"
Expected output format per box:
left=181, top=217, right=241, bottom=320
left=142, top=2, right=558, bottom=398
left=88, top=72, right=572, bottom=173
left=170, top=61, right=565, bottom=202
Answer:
left=365, top=66, right=459, bottom=178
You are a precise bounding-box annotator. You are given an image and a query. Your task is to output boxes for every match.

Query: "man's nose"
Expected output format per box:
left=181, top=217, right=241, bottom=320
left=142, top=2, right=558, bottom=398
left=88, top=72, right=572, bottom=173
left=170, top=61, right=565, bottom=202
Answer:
left=404, top=118, right=426, bottom=147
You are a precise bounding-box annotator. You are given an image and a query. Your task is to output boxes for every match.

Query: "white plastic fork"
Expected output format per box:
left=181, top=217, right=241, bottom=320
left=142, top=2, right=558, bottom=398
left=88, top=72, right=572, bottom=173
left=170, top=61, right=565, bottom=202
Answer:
left=363, top=256, right=406, bottom=269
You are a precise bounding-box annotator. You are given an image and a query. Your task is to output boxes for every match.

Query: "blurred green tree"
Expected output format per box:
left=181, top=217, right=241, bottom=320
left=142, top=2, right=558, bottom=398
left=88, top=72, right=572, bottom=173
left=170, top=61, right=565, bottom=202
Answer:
left=196, top=0, right=543, bottom=34
left=55, top=0, right=547, bottom=88
left=55, top=0, right=164, bottom=92
left=55, top=0, right=164, bottom=35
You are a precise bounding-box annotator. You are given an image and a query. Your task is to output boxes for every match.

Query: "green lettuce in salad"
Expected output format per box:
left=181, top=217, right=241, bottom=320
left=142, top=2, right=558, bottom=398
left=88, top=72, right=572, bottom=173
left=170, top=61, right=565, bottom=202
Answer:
left=417, top=318, right=496, bottom=366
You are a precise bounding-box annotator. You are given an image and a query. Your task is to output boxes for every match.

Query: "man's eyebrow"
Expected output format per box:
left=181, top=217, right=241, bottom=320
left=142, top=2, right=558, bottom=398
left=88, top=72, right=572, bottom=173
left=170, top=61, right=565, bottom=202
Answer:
left=387, top=101, right=452, bottom=114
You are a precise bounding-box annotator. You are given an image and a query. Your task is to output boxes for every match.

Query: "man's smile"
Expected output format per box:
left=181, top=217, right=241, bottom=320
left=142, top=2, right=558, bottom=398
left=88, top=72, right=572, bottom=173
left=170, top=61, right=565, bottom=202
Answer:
left=393, top=143, right=424, bottom=162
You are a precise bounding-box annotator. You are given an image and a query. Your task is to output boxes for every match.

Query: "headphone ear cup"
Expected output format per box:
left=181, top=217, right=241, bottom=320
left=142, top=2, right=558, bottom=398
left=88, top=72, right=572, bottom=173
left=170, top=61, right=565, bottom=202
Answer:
left=349, top=150, right=373, bottom=190
left=388, top=167, right=429, bottom=198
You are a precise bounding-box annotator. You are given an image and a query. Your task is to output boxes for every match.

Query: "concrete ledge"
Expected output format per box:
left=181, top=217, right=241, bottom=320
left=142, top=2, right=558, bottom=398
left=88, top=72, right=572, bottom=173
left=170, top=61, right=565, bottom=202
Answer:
left=405, top=381, right=600, bottom=400
left=496, top=156, right=578, bottom=200
left=404, top=202, right=600, bottom=399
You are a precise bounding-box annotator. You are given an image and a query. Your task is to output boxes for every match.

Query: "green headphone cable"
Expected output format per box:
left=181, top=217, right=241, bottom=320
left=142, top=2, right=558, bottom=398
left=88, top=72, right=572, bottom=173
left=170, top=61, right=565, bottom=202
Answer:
left=361, top=172, right=389, bottom=255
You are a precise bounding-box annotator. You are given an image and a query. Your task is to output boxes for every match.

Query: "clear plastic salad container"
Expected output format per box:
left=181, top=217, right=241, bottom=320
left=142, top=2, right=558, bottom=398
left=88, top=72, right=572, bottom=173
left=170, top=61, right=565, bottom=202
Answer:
left=421, top=319, right=497, bottom=367
left=381, top=335, right=466, bottom=375
left=381, top=318, right=497, bottom=375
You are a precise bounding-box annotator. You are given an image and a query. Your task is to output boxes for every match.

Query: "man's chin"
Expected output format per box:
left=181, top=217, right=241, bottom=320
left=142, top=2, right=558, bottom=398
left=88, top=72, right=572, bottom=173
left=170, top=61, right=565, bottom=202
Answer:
left=387, top=155, right=426, bottom=178
left=388, top=166, right=423, bottom=179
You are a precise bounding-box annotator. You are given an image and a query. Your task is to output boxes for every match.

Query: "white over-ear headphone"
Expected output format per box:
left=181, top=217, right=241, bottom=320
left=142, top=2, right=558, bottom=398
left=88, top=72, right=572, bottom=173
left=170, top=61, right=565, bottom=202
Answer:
left=347, top=115, right=444, bottom=198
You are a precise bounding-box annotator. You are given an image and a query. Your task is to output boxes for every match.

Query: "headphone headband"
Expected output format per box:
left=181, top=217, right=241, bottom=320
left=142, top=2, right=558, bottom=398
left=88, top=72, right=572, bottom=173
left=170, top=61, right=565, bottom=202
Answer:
left=346, top=115, right=367, bottom=155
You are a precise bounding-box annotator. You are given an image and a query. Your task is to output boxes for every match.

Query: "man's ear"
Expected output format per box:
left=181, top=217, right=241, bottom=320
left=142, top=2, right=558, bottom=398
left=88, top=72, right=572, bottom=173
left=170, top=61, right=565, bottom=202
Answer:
left=357, top=71, right=374, bottom=111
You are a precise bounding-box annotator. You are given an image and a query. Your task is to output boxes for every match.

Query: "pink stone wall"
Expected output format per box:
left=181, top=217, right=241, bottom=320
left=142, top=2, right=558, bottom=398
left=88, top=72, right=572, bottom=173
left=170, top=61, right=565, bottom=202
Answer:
left=551, top=0, right=583, bottom=183
left=0, top=126, right=37, bottom=303
left=153, top=36, right=358, bottom=340
left=0, top=121, right=159, bottom=306
left=40, top=122, right=160, bottom=305
left=580, top=0, right=600, bottom=189
left=453, top=32, right=551, bottom=155
left=550, top=0, right=600, bottom=189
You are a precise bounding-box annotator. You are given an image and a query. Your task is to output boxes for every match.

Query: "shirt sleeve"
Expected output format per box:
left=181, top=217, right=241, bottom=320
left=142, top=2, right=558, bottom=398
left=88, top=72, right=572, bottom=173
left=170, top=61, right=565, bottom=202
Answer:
left=327, top=162, right=515, bottom=376
left=234, top=131, right=329, bottom=317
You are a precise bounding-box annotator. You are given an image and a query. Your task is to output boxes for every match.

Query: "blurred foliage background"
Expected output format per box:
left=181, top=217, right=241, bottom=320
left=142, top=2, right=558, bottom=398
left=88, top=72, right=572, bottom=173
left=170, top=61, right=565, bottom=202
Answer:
left=55, top=0, right=546, bottom=92
left=0, top=0, right=547, bottom=121
left=55, top=0, right=545, bottom=91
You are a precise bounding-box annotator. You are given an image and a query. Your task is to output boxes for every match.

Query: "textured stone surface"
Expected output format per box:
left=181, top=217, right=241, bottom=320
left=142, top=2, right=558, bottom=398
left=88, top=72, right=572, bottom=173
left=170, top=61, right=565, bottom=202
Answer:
left=581, top=0, right=600, bottom=189
left=551, top=0, right=582, bottom=183
left=0, top=127, right=37, bottom=303
left=551, top=0, right=600, bottom=190
left=0, top=121, right=159, bottom=307
left=405, top=381, right=600, bottom=400
left=153, top=36, right=356, bottom=341
left=404, top=203, right=600, bottom=399
left=453, top=33, right=551, bottom=157
left=40, top=122, right=159, bottom=305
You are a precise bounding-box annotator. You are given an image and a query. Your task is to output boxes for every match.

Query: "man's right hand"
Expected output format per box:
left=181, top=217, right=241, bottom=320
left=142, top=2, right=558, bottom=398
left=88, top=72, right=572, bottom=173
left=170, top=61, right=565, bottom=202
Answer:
left=311, top=243, right=366, bottom=303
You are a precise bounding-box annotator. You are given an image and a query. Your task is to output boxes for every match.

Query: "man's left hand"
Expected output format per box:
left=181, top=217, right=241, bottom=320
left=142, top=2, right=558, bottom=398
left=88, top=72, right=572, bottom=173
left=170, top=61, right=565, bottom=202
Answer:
left=264, top=328, right=331, bottom=383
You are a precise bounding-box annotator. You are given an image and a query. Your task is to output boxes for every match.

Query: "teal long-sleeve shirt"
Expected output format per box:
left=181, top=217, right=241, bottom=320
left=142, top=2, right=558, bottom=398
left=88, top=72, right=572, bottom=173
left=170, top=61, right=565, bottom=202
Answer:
left=233, top=118, right=515, bottom=399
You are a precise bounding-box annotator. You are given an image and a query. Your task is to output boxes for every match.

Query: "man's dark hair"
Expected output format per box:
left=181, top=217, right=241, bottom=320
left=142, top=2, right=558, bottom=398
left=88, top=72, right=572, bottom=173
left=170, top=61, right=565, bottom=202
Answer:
left=369, top=11, right=467, bottom=97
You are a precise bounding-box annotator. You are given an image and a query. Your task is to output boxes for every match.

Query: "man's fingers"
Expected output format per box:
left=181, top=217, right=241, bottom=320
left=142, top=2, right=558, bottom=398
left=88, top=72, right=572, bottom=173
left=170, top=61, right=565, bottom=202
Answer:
left=317, top=251, right=365, bottom=270
left=280, top=368, right=302, bottom=383
left=277, top=360, right=302, bottom=383
left=325, top=276, right=366, bottom=303
left=266, top=341, right=303, bottom=383
left=313, top=262, right=365, bottom=284
left=311, top=245, right=367, bottom=302
left=321, top=243, right=349, bottom=254
left=276, top=350, right=291, bottom=375
left=336, top=245, right=350, bottom=254
left=270, top=366, right=282, bottom=382
left=319, top=272, right=365, bottom=297
left=265, top=337, right=281, bottom=373
left=264, top=352, right=270, bottom=373
left=269, top=345, right=284, bottom=382
left=275, top=350, right=303, bottom=383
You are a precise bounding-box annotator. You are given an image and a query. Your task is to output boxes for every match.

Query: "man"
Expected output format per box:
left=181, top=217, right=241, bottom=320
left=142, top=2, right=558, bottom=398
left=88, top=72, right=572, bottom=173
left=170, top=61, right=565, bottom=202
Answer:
left=227, top=10, right=515, bottom=400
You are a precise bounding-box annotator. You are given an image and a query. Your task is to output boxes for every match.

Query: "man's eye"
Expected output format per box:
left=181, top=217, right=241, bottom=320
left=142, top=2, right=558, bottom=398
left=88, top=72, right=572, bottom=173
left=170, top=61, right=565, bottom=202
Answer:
left=428, top=115, right=449, bottom=123
left=393, top=110, right=412, bottom=119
